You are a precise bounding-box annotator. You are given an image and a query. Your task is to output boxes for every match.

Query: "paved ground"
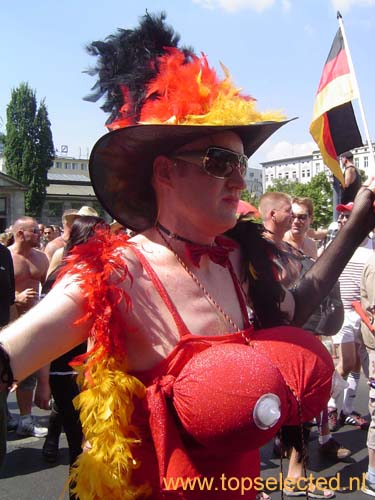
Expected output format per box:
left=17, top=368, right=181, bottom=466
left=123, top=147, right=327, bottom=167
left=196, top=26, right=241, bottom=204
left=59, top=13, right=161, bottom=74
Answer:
left=0, top=374, right=372, bottom=499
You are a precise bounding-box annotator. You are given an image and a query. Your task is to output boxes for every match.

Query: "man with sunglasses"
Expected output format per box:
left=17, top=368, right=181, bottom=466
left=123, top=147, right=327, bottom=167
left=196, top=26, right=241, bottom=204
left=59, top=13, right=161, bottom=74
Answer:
left=8, top=217, right=49, bottom=438
left=283, top=197, right=318, bottom=259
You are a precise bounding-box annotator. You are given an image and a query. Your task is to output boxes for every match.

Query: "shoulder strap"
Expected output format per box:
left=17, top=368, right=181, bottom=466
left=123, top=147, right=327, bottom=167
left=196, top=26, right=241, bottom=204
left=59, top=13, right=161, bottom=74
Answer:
left=128, top=246, right=190, bottom=338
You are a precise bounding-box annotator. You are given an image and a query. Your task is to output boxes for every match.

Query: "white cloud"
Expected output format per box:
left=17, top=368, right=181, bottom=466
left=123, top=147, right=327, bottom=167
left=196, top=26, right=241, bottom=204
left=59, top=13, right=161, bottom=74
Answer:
left=331, top=0, right=375, bottom=13
left=265, top=141, right=316, bottom=161
left=282, top=0, right=292, bottom=11
left=192, top=0, right=276, bottom=13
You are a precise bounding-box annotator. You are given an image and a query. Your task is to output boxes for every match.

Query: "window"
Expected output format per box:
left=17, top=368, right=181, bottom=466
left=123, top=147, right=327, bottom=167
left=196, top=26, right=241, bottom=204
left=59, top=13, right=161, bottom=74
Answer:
left=55, top=161, right=62, bottom=169
left=302, top=170, right=305, bottom=178
left=249, top=172, right=254, bottom=178
left=355, top=158, right=359, bottom=168
left=81, top=163, right=88, bottom=171
left=306, top=170, right=311, bottom=177
left=265, top=175, right=269, bottom=182
left=48, top=202, right=63, bottom=218
left=285, top=172, right=289, bottom=179
left=65, top=162, right=72, bottom=170
left=72, top=163, right=79, bottom=170
left=278, top=173, right=282, bottom=178
left=364, top=156, right=368, bottom=168
left=292, top=171, right=297, bottom=179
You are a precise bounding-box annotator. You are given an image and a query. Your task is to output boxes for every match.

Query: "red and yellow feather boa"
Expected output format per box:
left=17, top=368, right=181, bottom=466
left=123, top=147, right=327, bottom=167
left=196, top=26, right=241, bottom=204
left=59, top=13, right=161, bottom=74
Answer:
left=56, top=229, right=150, bottom=499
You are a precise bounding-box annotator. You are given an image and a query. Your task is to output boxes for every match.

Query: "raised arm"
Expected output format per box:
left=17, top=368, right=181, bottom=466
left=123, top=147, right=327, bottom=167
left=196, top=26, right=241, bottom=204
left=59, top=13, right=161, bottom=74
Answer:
left=292, top=185, right=375, bottom=326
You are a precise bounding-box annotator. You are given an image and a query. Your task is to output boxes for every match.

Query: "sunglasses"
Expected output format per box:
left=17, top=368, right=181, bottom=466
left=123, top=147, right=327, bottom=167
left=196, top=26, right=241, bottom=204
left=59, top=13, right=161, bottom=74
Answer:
left=338, top=213, right=350, bottom=221
left=171, top=147, right=248, bottom=179
left=292, top=213, right=308, bottom=221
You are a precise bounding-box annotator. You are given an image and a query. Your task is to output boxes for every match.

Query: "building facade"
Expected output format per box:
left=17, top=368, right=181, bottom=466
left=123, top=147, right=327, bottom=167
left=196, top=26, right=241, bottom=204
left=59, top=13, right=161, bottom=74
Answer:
left=0, top=153, right=110, bottom=227
left=262, top=143, right=375, bottom=191
left=245, top=166, right=263, bottom=199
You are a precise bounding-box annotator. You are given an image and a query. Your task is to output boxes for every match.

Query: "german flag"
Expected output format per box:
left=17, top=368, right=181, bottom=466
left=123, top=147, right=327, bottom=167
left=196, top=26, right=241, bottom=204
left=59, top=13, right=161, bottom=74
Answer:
left=310, top=28, right=362, bottom=184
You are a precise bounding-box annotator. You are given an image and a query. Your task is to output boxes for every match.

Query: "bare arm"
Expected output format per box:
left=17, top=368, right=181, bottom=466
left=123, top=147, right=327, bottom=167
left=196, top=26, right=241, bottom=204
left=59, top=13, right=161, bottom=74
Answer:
left=0, top=278, right=91, bottom=383
left=344, top=166, right=356, bottom=188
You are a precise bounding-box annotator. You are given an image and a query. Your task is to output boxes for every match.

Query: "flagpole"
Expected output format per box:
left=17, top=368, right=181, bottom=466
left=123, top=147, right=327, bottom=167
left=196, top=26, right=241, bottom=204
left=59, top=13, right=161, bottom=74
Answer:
left=337, top=11, right=375, bottom=174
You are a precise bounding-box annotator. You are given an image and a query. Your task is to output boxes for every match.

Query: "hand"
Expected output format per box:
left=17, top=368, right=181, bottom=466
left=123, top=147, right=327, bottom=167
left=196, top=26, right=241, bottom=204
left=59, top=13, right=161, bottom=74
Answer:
left=350, top=183, right=375, bottom=234
left=16, top=288, right=39, bottom=307
left=34, top=379, right=51, bottom=410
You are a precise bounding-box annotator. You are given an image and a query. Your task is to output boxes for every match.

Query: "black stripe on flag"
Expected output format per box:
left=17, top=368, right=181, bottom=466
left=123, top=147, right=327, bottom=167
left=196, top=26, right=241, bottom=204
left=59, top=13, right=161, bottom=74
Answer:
left=326, top=102, right=362, bottom=156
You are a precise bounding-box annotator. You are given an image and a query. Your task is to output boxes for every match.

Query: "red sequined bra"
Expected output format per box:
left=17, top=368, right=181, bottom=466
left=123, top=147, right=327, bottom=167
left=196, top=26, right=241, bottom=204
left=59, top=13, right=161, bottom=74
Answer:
left=127, top=246, right=334, bottom=499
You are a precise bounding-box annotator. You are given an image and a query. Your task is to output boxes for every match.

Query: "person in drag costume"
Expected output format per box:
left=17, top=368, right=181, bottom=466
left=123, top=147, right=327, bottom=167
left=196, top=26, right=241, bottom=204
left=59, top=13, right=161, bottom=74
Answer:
left=1, top=13, right=375, bottom=500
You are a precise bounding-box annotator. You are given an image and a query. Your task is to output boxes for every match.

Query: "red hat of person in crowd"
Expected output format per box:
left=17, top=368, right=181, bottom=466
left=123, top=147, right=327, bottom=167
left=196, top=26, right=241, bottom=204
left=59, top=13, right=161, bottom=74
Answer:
left=237, top=200, right=260, bottom=218
left=336, top=202, right=354, bottom=212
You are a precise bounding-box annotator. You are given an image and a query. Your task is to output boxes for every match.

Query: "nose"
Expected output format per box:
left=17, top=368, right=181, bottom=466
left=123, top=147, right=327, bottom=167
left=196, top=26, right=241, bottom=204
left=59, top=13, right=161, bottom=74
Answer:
left=227, top=166, right=247, bottom=190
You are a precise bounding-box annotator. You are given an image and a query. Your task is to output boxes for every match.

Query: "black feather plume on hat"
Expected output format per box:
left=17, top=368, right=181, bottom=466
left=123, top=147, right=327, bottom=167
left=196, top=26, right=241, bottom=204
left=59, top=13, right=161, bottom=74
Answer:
left=84, top=11, right=195, bottom=127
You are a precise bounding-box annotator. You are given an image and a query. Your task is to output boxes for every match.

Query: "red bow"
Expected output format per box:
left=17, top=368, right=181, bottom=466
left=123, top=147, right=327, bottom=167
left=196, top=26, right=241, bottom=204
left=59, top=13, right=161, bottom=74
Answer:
left=185, top=237, right=237, bottom=268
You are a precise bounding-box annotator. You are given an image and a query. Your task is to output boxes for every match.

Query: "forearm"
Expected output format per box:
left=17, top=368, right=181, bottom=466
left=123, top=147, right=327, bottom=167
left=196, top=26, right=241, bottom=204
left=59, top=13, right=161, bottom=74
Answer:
left=0, top=281, right=91, bottom=383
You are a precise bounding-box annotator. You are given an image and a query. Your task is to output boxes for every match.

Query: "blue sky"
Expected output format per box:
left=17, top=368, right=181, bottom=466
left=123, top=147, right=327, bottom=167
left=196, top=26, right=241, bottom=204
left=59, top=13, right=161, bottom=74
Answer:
left=1, top=0, right=374, bottom=166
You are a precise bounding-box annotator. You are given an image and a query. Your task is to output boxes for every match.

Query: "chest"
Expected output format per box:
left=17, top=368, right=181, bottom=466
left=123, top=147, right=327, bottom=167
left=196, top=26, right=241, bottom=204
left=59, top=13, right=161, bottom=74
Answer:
left=120, top=252, right=247, bottom=370
left=12, top=254, right=41, bottom=282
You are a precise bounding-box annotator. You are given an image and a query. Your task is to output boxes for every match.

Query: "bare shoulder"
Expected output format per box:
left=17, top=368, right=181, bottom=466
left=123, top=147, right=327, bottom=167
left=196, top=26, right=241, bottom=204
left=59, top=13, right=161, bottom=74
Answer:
left=283, top=230, right=292, bottom=244
left=303, top=237, right=317, bottom=260
left=45, top=237, right=64, bottom=260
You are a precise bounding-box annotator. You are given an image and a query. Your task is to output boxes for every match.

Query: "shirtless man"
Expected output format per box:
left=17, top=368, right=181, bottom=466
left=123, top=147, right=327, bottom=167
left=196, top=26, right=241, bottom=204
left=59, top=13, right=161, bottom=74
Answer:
left=9, top=217, right=50, bottom=437
left=284, top=197, right=318, bottom=259
left=44, top=209, right=78, bottom=261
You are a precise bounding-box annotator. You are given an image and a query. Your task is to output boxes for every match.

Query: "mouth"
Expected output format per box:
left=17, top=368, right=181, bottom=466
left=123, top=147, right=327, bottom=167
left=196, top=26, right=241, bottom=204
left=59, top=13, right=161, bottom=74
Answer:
left=223, top=196, right=240, bottom=207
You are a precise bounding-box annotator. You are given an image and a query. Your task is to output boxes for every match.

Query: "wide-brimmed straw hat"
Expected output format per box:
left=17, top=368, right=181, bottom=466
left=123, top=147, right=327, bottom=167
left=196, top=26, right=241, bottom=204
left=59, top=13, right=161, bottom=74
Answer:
left=87, top=12, right=291, bottom=232
left=65, top=206, right=99, bottom=224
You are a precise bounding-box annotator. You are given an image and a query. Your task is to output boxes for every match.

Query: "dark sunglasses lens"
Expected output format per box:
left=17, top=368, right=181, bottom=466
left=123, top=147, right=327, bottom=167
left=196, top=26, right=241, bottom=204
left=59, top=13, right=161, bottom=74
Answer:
left=204, top=149, right=247, bottom=178
left=293, top=214, right=308, bottom=221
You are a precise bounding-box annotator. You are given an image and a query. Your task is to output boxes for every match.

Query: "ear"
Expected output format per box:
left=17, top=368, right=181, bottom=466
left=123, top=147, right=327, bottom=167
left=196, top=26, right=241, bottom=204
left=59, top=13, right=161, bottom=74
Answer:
left=153, top=155, right=175, bottom=188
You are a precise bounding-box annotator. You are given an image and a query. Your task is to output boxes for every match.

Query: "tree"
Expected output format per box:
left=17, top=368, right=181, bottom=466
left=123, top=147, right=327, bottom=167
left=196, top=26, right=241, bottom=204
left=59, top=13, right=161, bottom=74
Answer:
left=267, top=172, right=333, bottom=228
left=241, top=188, right=259, bottom=207
left=4, top=83, right=54, bottom=218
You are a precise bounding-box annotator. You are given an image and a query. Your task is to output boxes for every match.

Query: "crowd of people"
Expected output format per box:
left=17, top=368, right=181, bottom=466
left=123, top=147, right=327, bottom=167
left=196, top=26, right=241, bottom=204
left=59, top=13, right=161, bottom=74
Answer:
left=1, top=11, right=375, bottom=500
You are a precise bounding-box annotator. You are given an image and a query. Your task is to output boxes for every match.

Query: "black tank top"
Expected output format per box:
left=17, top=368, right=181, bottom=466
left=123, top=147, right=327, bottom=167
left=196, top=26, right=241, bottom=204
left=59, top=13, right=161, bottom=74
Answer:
left=341, top=166, right=361, bottom=203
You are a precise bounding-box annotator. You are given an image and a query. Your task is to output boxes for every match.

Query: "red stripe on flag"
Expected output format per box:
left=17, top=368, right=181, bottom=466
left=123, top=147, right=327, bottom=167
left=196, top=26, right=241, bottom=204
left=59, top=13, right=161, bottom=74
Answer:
left=322, top=113, right=337, bottom=161
left=317, top=48, right=350, bottom=94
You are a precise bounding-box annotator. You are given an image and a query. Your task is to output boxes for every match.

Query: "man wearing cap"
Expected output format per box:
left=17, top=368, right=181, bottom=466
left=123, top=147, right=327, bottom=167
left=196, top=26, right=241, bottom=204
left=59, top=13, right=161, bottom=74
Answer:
left=340, top=151, right=361, bottom=204
left=0, top=14, right=375, bottom=500
left=327, top=201, right=373, bottom=433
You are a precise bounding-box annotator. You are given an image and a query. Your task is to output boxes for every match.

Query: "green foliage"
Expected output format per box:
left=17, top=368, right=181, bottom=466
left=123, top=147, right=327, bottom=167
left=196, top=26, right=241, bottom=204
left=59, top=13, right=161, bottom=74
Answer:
left=266, top=172, right=333, bottom=228
left=4, top=83, right=54, bottom=218
left=241, top=189, right=259, bottom=207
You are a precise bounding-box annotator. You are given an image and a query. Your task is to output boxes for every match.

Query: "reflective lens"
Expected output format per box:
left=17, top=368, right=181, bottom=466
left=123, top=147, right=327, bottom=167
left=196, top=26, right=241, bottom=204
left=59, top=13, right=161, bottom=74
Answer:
left=203, top=148, right=248, bottom=178
left=171, top=147, right=248, bottom=179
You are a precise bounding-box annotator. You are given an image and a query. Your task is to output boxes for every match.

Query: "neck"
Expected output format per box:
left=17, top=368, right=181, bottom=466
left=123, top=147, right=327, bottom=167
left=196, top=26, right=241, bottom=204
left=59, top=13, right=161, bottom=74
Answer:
left=288, top=231, right=305, bottom=248
left=12, top=241, right=32, bottom=256
left=156, top=221, right=215, bottom=246
left=263, top=224, right=284, bottom=245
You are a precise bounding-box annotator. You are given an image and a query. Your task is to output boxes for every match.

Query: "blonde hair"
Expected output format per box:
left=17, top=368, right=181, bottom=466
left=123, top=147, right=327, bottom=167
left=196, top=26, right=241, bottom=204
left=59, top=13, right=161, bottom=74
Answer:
left=259, top=192, right=291, bottom=221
